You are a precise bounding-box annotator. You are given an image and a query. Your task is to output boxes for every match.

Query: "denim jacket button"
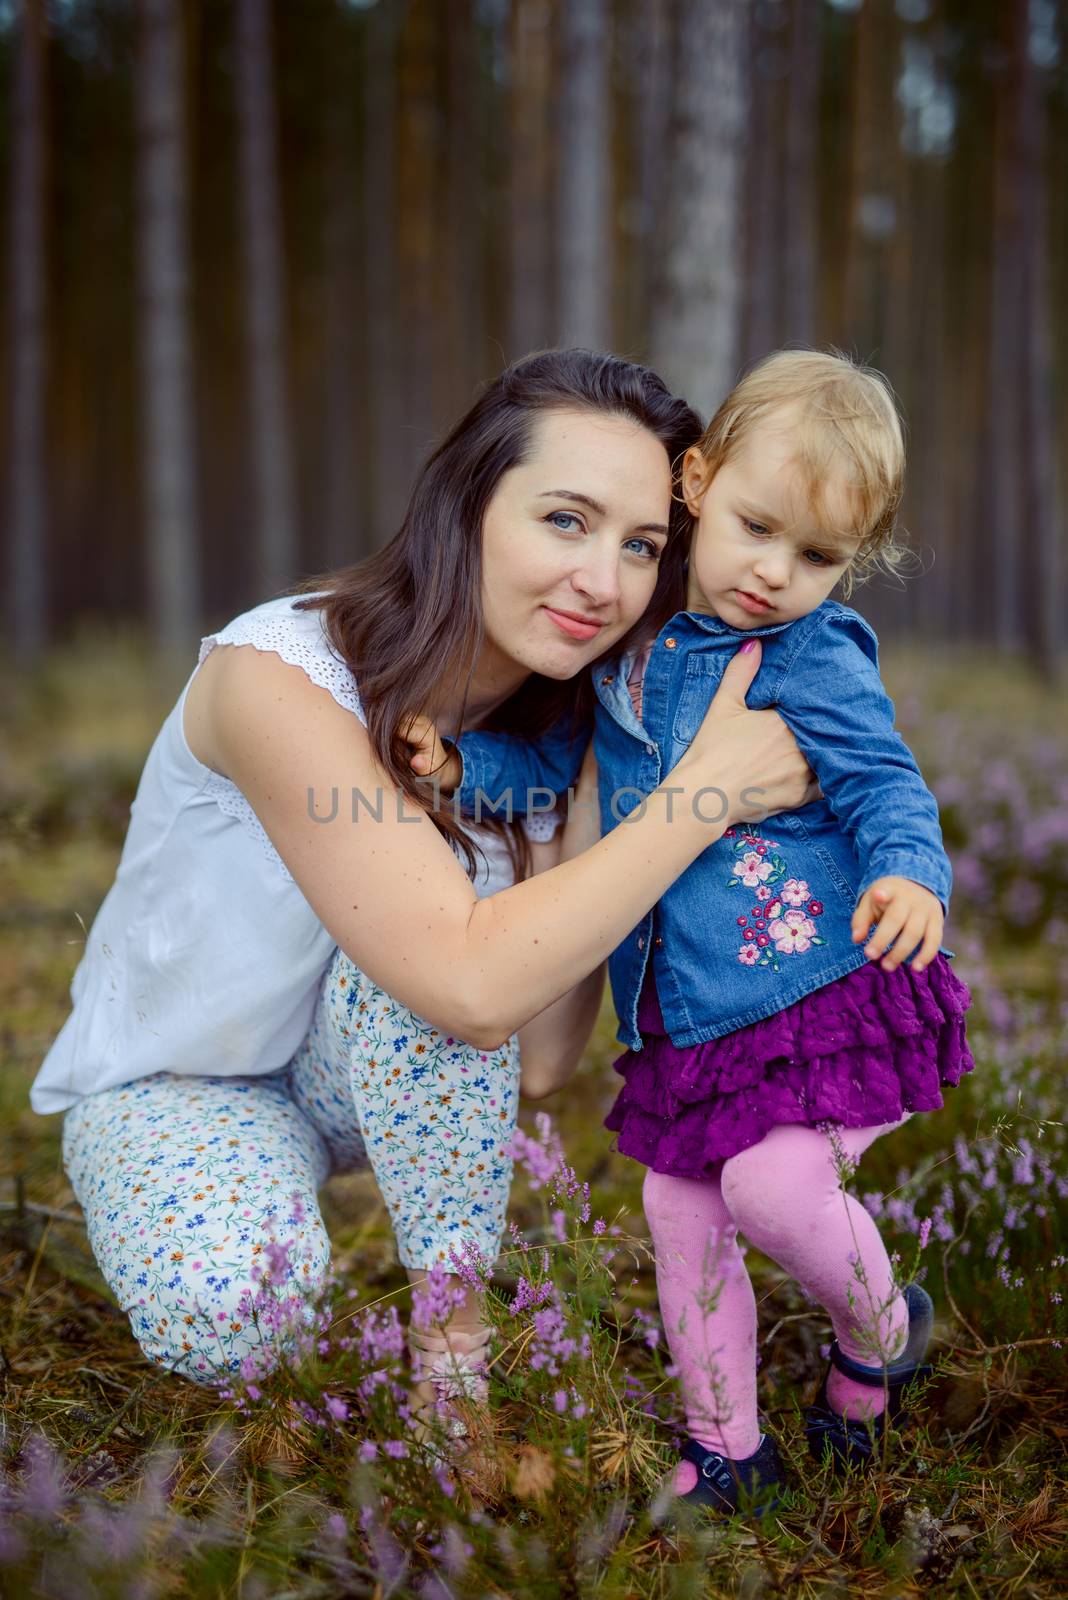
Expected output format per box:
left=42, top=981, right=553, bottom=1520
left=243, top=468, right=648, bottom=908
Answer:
left=664, top=637, right=677, bottom=649
left=645, top=743, right=655, bottom=755
left=601, top=675, right=614, bottom=685
left=637, top=936, right=645, bottom=950
left=654, top=937, right=663, bottom=948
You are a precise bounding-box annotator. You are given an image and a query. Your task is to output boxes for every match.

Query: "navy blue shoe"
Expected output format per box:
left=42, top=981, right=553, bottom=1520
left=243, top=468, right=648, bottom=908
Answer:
left=805, top=1283, right=935, bottom=1469
left=672, top=1432, right=787, bottom=1517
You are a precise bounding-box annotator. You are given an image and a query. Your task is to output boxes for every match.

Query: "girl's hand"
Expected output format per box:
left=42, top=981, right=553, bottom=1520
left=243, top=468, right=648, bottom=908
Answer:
left=401, top=713, right=462, bottom=790
left=852, top=877, right=944, bottom=972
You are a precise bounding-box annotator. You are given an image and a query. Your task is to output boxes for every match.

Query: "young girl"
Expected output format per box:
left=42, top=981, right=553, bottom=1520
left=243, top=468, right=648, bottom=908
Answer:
left=409, top=349, right=975, bottom=1513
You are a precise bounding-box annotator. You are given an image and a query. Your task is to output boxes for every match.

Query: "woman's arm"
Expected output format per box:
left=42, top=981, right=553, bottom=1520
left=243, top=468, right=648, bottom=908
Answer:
left=207, top=637, right=810, bottom=1050
left=515, top=743, right=606, bottom=1098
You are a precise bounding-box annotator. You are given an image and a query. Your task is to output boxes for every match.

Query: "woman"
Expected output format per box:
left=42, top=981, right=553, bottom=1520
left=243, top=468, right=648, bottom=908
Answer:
left=32, top=350, right=814, bottom=1414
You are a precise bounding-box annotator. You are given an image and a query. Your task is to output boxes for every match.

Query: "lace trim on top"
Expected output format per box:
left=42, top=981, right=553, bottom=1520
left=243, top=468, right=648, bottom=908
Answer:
left=196, top=597, right=558, bottom=882
left=522, top=809, right=560, bottom=842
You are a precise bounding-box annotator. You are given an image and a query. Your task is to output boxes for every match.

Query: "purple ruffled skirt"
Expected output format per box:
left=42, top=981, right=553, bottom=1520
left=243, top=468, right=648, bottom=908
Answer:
left=605, top=954, right=975, bottom=1179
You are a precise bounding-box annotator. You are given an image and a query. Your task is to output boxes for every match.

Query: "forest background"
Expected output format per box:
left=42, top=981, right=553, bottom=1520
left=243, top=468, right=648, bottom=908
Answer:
left=2, top=0, right=1066, bottom=670
left=1, top=3, right=1066, bottom=1598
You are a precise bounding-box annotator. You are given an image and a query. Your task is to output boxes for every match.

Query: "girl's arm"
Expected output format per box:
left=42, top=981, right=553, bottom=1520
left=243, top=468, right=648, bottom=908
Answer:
left=206, top=637, right=811, bottom=1050
left=777, top=610, right=950, bottom=970
left=515, top=742, right=606, bottom=1099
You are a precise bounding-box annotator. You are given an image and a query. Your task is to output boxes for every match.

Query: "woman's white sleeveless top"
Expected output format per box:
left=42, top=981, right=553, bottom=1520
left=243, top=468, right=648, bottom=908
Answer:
left=30, top=593, right=559, bottom=1115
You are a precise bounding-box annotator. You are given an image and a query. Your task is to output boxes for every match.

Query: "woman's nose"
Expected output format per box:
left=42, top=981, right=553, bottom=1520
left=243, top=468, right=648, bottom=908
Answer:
left=570, top=542, right=622, bottom=607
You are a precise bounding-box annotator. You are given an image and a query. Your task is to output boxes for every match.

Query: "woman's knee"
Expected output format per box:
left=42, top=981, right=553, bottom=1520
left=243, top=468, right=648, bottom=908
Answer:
left=126, top=1245, right=333, bottom=1387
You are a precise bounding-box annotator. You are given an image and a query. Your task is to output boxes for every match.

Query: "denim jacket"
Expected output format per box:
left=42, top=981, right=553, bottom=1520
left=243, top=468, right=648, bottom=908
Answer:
left=452, top=600, right=954, bottom=1051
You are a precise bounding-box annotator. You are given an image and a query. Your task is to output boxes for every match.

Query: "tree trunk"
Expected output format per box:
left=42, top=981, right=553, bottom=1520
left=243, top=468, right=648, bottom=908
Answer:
left=987, top=0, right=1027, bottom=658
left=556, top=0, right=612, bottom=350
left=236, top=0, right=298, bottom=592
left=1016, top=6, right=1062, bottom=678
left=910, top=151, right=949, bottom=646
left=781, top=0, right=820, bottom=345
left=322, top=6, right=361, bottom=570
left=509, top=0, right=554, bottom=356
left=841, top=0, right=898, bottom=351
left=395, top=0, right=440, bottom=462
left=742, top=1, right=783, bottom=364
left=6, top=0, right=48, bottom=662
left=441, top=0, right=483, bottom=414
left=649, top=0, right=748, bottom=419
left=361, top=0, right=406, bottom=544
left=625, top=0, right=671, bottom=354
left=137, top=0, right=201, bottom=655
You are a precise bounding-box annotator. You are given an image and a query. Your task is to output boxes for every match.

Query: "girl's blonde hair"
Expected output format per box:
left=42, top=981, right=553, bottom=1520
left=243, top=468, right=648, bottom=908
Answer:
left=691, top=348, right=907, bottom=598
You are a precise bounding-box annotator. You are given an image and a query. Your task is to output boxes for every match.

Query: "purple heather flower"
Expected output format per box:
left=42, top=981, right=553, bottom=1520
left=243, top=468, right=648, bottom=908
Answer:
left=410, top=1262, right=467, bottom=1331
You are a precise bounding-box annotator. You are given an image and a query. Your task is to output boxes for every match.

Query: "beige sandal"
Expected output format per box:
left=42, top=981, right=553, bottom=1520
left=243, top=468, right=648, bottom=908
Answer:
left=408, top=1324, right=492, bottom=1439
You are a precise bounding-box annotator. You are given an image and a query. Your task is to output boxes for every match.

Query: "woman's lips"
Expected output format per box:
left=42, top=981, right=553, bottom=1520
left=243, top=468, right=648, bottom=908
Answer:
left=735, top=589, right=773, bottom=616
left=543, top=606, right=605, bottom=641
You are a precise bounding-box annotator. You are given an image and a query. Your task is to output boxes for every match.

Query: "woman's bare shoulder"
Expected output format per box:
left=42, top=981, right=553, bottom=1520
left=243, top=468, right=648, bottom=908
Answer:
left=183, top=637, right=370, bottom=779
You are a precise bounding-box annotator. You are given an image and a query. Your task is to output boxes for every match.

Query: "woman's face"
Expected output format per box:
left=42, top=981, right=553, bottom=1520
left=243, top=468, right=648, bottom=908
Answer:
left=477, top=407, right=674, bottom=693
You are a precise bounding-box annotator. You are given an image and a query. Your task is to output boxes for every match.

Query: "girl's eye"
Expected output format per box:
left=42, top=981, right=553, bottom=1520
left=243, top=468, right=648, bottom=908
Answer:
left=743, top=517, right=770, bottom=537
left=804, top=550, right=829, bottom=566
left=546, top=511, right=583, bottom=533
left=625, top=537, right=662, bottom=561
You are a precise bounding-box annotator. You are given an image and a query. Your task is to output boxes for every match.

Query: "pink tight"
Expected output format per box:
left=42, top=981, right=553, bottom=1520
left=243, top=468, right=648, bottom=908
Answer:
left=643, top=1121, right=910, bottom=1468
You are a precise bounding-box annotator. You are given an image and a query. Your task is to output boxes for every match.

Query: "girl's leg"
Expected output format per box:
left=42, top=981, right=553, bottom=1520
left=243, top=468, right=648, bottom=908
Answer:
left=62, top=1073, right=333, bottom=1386
left=642, top=1169, right=763, bottom=1470
left=720, top=1121, right=910, bottom=1419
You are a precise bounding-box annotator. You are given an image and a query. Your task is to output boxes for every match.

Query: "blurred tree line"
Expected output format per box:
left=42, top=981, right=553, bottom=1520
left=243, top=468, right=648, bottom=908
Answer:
left=1, top=0, right=1065, bottom=674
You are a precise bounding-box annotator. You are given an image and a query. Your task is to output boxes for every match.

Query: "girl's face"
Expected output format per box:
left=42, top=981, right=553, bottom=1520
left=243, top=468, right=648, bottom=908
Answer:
left=682, top=412, right=862, bottom=628
left=475, top=407, right=673, bottom=697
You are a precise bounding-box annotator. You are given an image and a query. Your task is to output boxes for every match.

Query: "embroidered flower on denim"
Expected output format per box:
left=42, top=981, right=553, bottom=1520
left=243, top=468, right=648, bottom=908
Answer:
left=726, top=831, right=826, bottom=971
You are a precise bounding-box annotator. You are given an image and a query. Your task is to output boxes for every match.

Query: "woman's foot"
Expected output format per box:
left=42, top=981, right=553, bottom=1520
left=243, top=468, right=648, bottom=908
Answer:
left=408, top=1324, right=504, bottom=1500
left=408, top=1323, right=493, bottom=1441
left=664, top=1433, right=787, bottom=1518
left=804, top=1282, right=934, bottom=1468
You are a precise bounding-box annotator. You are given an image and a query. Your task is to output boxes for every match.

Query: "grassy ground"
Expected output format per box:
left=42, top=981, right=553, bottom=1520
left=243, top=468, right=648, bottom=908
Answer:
left=1, top=629, right=1066, bottom=1598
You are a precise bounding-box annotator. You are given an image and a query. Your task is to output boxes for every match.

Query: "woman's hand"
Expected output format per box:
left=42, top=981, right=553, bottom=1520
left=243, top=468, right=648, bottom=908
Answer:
left=401, top=713, right=463, bottom=790
left=681, top=640, right=819, bottom=824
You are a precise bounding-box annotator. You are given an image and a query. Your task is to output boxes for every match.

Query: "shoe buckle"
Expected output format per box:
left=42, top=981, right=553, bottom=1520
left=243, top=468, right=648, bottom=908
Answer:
left=700, top=1453, right=734, bottom=1492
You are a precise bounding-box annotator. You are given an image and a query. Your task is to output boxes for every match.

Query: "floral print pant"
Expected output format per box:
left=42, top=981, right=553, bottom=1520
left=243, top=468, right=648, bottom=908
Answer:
left=61, top=953, right=520, bottom=1386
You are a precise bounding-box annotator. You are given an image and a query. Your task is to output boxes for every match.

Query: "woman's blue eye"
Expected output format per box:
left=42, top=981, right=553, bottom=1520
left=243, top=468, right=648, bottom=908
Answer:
left=625, top=537, right=661, bottom=561
left=547, top=511, right=582, bottom=532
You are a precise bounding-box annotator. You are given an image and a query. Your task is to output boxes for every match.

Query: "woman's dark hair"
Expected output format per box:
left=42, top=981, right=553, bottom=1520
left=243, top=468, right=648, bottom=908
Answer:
left=290, top=348, right=701, bottom=879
